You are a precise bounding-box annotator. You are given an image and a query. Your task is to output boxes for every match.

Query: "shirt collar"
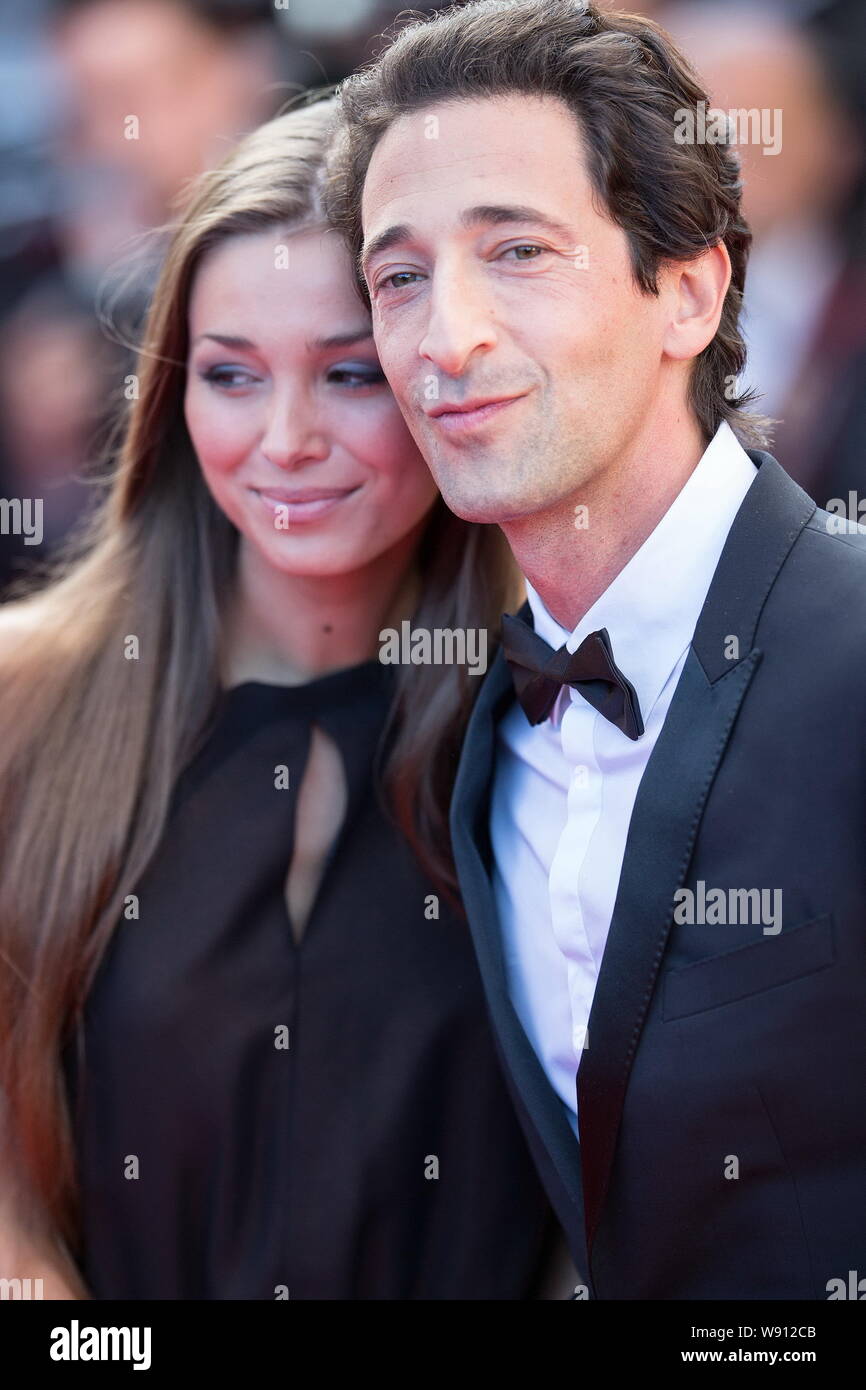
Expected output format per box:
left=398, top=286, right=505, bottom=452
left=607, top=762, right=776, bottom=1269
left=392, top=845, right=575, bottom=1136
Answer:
left=524, top=421, right=758, bottom=731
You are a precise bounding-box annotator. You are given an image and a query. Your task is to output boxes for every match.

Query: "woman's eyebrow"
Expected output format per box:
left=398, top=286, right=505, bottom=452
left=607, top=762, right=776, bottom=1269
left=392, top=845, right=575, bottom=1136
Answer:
left=190, top=330, right=375, bottom=352
left=192, top=333, right=256, bottom=349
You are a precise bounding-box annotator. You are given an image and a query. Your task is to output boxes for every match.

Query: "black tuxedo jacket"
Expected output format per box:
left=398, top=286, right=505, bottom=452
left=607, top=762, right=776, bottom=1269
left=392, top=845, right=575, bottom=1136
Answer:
left=449, top=450, right=866, bottom=1299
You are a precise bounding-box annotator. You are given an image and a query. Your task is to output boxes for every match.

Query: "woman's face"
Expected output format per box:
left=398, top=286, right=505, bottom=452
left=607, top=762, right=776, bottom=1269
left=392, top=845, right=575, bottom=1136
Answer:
left=184, top=226, right=439, bottom=577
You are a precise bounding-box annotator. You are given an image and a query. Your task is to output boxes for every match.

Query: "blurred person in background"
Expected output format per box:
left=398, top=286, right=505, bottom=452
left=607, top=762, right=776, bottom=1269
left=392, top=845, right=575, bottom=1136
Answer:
left=0, top=0, right=287, bottom=594
left=0, top=283, right=112, bottom=593
left=49, top=0, right=285, bottom=294
left=661, top=0, right=866, bottom=510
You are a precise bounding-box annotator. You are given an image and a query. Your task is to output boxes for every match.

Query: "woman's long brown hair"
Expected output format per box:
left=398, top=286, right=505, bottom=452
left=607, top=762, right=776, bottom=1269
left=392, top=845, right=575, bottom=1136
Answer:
left=0, top=94, right=522, bottom=1287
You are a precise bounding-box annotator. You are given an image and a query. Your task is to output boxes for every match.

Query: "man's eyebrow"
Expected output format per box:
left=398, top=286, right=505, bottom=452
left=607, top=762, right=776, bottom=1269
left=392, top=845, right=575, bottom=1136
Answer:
left=310, top=329, right=374, bottom=351
left=461, top=204, right=574, bottom=239
left=361, top=224, right=413, bottom=271
left=191, top=330, right=374, bottom=351
left=361, top=204, right=574, bottom=270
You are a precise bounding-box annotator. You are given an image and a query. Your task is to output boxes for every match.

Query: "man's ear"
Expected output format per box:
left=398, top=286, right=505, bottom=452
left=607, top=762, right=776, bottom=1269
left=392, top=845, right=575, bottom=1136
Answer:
left=661, top=242, right=731, bottom=362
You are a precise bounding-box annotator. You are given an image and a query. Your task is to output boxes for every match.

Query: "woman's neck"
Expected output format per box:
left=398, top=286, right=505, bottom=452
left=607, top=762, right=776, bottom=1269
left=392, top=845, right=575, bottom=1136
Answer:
left=221, top=528, right=424, bottom=687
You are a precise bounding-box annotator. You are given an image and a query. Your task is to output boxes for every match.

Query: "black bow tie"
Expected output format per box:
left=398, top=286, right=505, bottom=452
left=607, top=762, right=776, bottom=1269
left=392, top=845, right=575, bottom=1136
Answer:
left=500, top=611, right=644, bottom=739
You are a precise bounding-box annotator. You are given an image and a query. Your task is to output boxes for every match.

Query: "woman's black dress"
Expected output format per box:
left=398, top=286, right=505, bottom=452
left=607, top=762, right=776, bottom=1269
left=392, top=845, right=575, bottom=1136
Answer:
left=62, top=658, right=552, bottom=1299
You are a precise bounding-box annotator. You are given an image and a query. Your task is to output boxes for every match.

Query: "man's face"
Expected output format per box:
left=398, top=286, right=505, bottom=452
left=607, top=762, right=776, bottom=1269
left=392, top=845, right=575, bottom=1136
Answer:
left=361, top=92, right=675, bottom=524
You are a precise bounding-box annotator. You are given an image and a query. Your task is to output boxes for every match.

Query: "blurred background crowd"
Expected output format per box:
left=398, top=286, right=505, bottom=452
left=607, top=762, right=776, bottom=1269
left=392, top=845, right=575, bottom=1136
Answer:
left=1, top=0, right=864, bottom=594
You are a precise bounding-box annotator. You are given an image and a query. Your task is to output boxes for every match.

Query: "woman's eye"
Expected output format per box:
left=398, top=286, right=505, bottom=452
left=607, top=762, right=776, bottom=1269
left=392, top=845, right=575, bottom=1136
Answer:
left=199, top=365, right=257, bottom=389
left=327, top=364, right=387, bottom=388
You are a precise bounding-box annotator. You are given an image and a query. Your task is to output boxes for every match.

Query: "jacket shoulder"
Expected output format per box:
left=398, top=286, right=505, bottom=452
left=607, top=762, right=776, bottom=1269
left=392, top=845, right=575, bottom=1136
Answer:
left=804, top=508, right=866, bottom=560
left=776, top=508, right=866, bottom=649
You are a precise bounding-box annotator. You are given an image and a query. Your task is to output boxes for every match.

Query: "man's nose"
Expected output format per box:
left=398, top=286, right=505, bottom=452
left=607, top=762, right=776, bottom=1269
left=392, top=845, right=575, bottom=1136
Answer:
left=418, top=262, right=498, bottom=377
left=259, top=388, right=329, bottom=469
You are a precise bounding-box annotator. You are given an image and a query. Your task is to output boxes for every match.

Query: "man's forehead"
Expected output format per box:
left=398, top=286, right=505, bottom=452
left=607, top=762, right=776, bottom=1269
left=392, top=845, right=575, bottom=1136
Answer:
left=361, top=92, right=587, bottom=228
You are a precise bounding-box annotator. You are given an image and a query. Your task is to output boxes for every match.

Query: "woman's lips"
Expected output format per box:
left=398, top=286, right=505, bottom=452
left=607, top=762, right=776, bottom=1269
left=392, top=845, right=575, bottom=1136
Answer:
left=252, top=485, right=361, bottom=524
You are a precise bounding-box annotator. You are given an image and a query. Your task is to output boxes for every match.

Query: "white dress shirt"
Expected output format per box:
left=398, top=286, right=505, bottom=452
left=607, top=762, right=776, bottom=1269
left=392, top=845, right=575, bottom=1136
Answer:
left=490, top=421, right=758, bottom=1139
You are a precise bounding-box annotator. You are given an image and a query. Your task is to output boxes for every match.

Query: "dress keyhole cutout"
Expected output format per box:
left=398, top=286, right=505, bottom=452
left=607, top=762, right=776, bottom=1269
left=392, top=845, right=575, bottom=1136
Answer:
left=284, top=722, right=348, bottom=944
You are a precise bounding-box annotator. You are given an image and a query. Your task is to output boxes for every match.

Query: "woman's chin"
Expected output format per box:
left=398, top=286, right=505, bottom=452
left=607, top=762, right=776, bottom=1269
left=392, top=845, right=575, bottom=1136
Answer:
left=243, top=529, right=365, bottom=580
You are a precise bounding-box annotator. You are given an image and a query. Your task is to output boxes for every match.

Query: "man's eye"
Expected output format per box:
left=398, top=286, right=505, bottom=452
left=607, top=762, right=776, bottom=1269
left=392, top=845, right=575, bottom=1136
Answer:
left=503, top=244, right=545, bottom=261
left=200, top=366, right=257, bottom=388
left=377, top=270, right=422, bottom=292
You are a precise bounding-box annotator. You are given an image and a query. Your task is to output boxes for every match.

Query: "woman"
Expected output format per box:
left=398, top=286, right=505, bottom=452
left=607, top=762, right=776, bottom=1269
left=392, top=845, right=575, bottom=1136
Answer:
left=0, top=95, right=554, bottom=1299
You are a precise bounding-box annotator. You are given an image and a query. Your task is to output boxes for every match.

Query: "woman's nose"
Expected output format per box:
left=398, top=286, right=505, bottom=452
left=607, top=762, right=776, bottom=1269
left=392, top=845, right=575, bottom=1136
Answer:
left=259, top=393, right=330, bottom=469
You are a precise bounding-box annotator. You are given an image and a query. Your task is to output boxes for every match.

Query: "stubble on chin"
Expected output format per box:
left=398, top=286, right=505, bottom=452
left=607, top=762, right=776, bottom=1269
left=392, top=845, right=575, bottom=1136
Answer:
left=428, top=458, right=521, bottom=525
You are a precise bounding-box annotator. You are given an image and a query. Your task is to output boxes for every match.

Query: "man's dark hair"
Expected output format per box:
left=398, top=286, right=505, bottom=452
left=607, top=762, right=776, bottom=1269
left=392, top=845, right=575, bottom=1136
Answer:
left=326, top=0, right=770, bottom=448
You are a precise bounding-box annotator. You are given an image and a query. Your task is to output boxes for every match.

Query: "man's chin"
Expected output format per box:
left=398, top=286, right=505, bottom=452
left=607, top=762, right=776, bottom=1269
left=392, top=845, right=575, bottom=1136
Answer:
left=435, top=476, right=544, bottom=526
left=435, top=486, right=510, bottom=525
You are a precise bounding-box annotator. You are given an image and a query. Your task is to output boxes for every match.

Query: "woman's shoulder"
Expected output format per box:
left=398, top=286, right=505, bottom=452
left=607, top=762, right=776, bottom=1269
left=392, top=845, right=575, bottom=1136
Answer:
left=0, top=601, right=42, bottom=669
left=0, top=603, right=33, bottom=647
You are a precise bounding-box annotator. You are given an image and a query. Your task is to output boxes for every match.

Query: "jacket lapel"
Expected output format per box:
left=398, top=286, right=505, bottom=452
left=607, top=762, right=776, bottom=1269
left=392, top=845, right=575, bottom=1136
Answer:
left=449, top=627, right=588, bottom=1270
left=576, top=452, right=816, bottom=1252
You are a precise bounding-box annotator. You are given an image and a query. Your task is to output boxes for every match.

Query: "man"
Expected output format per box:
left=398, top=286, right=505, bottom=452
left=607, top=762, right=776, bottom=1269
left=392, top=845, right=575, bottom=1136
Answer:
left=328, top=0, right=866, bottom=1298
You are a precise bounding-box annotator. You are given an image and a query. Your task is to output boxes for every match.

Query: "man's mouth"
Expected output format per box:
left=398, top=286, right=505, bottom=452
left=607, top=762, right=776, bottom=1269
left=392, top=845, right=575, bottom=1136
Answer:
left=425, top=393, right=528, bottom=433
